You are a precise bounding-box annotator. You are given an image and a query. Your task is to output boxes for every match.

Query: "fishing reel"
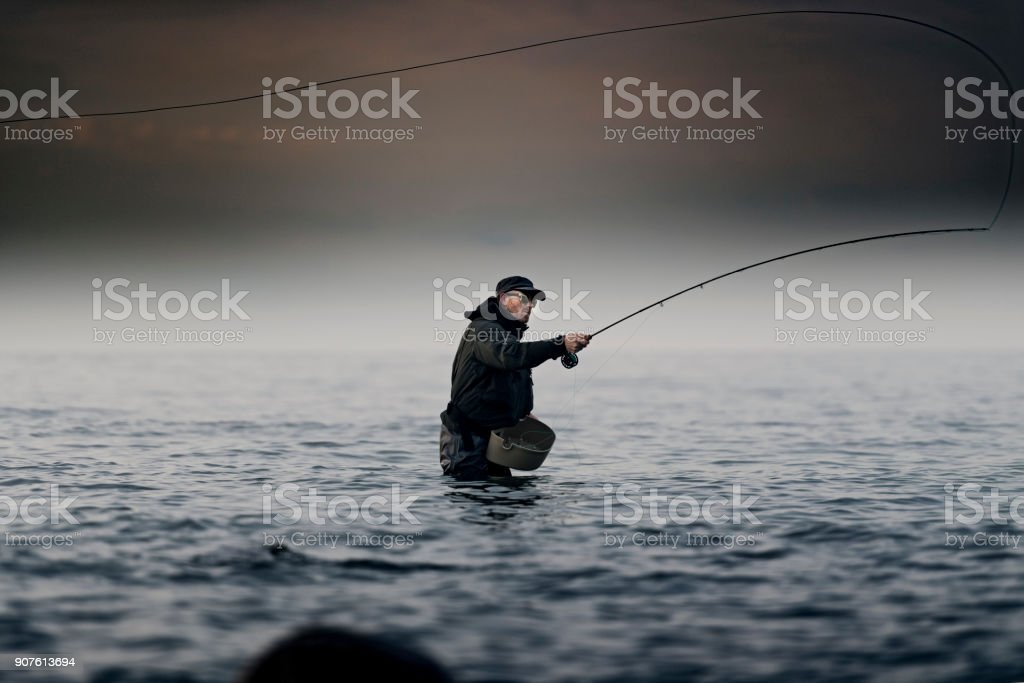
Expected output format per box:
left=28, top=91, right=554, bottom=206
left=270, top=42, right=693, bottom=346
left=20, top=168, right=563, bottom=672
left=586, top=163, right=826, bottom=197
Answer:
left=555, top=334, right=580, bottom=369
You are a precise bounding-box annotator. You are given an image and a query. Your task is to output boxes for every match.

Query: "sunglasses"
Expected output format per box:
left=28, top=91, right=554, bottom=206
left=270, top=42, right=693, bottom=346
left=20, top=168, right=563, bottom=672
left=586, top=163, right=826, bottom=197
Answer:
left=503, top=290, right=538, bottom=305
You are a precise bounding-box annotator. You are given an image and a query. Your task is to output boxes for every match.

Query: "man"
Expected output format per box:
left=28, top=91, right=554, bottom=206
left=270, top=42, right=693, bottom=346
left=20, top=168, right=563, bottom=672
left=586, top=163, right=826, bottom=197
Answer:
left=440, top=275, right=590, bottom=479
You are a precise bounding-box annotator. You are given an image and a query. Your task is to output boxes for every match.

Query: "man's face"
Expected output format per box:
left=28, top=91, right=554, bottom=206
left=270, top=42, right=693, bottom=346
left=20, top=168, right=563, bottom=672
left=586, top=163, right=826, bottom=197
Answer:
left=499, top=290, right=535, bottom=323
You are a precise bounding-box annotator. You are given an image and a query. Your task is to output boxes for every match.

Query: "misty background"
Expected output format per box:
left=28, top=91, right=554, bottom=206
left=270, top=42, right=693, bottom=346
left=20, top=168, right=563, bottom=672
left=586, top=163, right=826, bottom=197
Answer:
left=1, top=0, right=1021, bottom=353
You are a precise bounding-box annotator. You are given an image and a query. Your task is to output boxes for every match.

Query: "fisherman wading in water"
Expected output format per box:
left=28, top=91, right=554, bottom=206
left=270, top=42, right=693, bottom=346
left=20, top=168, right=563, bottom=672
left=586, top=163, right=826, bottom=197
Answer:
left=440, top=276, right=590, bottom=479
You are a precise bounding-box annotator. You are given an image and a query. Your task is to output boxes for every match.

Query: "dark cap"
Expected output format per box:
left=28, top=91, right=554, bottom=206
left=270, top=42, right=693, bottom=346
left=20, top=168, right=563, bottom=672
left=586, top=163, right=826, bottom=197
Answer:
left=496, top=275, right=546, bottom=301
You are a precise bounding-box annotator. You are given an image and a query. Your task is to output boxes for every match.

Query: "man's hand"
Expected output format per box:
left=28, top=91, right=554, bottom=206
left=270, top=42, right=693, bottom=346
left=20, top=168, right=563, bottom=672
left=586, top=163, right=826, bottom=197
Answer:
left=564, top=332, right=591, bottom=354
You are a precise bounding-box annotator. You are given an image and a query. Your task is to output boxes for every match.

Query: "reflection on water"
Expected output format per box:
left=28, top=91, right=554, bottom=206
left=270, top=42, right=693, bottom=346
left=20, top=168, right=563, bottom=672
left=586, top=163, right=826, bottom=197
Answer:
left=1, top=351, right=1023, bottom=682
left=444, top=478, right=548, bottom=524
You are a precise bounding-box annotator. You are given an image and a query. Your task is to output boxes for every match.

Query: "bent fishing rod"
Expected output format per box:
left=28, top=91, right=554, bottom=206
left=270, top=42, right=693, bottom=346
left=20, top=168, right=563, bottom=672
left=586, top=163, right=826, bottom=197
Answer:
left=558, top=226, right=990, bottom=369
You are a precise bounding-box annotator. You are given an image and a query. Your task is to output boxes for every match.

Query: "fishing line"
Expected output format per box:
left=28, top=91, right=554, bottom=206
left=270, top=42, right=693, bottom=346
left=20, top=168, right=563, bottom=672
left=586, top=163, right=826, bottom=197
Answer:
left=552, top=305, right=659, bottom=417
left=5, top=10, right=1014, bottom=446
left=6, top=10, right=1012, bottom=236
left=550, top=305, right=659, bottom=463
left=3, top=10, right=1016, bottom=146
left=576, top=305, right=661, bottom=393
left=6, top=11, right=1012, bottom=245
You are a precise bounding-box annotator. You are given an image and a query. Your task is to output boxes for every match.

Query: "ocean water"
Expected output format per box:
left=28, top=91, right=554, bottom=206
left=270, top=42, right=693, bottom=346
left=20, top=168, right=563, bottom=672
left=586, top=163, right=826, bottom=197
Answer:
left=2, top=350, right=1023, bottom=682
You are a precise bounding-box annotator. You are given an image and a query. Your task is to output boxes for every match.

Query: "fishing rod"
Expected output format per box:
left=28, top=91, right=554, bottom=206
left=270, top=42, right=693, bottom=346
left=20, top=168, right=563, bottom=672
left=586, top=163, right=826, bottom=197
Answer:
left=550, top=8, right=1017, bottom=369
left=4, top=7, right=1006, bottom=373
left=559, top=226, right=990, bottom=369
left=0, top=10, right=1014, bottom=126
left=553, top=13, right=1017, bottom=366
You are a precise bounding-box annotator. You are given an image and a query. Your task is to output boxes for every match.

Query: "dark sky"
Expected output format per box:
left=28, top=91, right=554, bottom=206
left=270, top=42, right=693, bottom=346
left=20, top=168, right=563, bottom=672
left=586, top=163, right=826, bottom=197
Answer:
left=1, top=0, right=1021, bottom=351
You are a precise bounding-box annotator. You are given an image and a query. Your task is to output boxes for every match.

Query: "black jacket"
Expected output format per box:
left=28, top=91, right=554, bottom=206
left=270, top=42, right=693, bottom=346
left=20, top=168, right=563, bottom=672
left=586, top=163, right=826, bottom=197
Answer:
left=441, top=297, right=565, bottom=434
